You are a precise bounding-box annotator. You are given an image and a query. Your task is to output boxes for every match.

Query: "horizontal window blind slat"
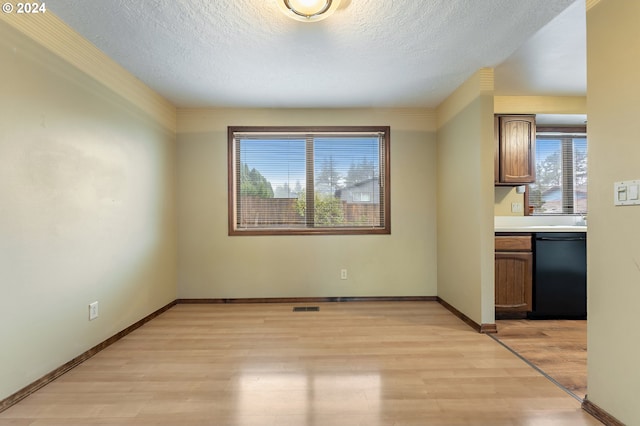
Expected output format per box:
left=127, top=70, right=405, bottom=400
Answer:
left=234, top=132, right=385, bottom=139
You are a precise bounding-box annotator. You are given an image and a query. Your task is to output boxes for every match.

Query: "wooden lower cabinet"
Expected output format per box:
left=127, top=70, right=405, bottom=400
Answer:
left=495, top=234, right=533, bottom=316
left=495, top=252, right=532, bottom=311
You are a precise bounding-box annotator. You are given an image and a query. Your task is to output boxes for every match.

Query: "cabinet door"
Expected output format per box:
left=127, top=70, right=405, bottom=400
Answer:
left=498, top=115, right=535, bottom=184
left=495, top=252, right=533, bottom=311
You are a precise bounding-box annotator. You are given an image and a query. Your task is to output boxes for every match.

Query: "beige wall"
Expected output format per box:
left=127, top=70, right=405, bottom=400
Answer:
left=494, top=187, right=525, bottom=216
left=494, top=96, right=586, bottom=115
left=176, top=108, right=437, bottom=298
left=0, top=22, right=177, bottom=400
left=586, top=1, right=640, bottom=423
left=436, top=70, right=495, bottom=326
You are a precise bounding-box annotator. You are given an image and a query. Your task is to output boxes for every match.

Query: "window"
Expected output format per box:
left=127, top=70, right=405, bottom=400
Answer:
left=228, top=126, right=390, bottom=235
left=528, top=127, right=587, bottom=214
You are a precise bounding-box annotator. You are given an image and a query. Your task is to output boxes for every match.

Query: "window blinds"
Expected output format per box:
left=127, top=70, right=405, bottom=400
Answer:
left=529, top=132, right=587, bottom=215
left=228, top=127, right=390, bottom=235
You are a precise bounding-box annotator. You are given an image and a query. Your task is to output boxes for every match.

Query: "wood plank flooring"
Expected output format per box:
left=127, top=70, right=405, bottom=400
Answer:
left=493, top=319, right=588, bottom=400
left=0, top=302, right=599, bottom=425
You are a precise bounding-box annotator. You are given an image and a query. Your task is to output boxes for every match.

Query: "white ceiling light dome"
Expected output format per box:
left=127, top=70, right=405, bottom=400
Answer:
left=277, top=0, right=342, bottom=22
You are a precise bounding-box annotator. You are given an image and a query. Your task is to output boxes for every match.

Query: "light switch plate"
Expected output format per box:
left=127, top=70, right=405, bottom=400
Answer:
left=614, top=180, right=640, bottom=206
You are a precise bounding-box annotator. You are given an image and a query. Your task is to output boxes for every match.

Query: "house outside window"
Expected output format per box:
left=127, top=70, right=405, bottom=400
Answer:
left=228, top=126, right=390, bottom=235
left=528, top=127, right=587, bottom=215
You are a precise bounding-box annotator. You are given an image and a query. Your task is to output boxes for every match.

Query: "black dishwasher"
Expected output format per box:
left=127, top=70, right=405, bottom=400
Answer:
left=529, top=232, right=587, bottom=319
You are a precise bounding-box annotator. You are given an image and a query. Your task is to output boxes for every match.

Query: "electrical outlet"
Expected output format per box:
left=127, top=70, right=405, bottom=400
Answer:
left=340, top=269, right=348, bottom=280
left=89, top=301, right=99, bottom=321
left=511, top=202, right=523, bottom=213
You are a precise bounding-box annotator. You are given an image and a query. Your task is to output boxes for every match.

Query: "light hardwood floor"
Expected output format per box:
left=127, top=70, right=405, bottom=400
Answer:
left=0, top=302, right=599, bottom=425
left=493, top=319, right=588, bottom=400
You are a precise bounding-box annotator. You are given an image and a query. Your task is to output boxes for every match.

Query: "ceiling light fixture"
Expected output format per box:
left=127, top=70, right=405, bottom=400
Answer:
left=277, top=0, right=342, bottom=22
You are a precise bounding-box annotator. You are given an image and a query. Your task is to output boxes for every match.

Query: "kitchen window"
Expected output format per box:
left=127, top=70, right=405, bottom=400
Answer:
left=228, top=126, right=390, bottom=235
left=528, top=127, right=587, bottom=214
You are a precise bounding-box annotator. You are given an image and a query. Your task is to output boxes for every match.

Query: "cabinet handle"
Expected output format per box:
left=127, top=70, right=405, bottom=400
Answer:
left=537, top=237, right=585, bottom=241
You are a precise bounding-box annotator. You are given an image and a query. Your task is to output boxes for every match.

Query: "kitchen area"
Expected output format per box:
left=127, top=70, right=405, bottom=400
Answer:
left=494, top=113, right=588, bottom=320
left=493, top=113, right=588, bottom=399
left=494, top=215, right=587, bottom=320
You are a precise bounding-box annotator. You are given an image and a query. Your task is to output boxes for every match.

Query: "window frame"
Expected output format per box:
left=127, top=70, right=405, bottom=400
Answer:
left=227, top=126, right=391, bottom=236
left=526, top=126, right=587, bottom=215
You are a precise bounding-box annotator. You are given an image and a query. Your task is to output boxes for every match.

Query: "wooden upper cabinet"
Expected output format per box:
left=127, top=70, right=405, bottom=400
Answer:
left=495, top=115, right=536, bottom=185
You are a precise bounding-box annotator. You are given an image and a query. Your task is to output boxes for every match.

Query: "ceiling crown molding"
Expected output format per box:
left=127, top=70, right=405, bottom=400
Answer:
left=0, top=12, right=176, bottom=132
left=585, top=0, right=602, bottom=11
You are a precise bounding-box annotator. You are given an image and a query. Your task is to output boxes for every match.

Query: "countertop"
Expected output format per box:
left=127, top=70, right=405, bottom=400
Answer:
left=494, top=216, right=587, bottom=233
left=495, top=225, right=587, bottom=233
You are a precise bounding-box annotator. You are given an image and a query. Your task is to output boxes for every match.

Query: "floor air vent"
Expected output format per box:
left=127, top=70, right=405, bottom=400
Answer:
left=293, top=306, right=320, bottom=312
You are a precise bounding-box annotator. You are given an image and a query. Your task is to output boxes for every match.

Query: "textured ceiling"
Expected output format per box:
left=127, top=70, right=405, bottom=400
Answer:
left=46, top=0, right=583, bottom=108
left=494, top=0, right=586, bottom=96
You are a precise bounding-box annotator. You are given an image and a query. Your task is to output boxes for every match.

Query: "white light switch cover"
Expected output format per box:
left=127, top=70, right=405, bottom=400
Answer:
left=614, top=180, right=640, bottom=206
